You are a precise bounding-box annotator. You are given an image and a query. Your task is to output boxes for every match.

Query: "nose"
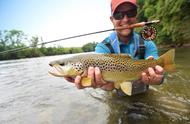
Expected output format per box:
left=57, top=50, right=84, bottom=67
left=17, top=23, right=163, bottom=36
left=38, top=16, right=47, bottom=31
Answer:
left=122, top=15, right=129, bottom=21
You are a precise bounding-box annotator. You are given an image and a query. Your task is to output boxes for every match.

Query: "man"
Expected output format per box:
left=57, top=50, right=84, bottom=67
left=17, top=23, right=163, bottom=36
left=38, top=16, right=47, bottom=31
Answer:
left=66, top=0, right=164, bottom=93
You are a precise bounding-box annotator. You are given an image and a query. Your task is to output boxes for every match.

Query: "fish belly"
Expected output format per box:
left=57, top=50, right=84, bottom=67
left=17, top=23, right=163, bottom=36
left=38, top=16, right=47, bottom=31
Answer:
left=102, top=71, right=141, bottom=82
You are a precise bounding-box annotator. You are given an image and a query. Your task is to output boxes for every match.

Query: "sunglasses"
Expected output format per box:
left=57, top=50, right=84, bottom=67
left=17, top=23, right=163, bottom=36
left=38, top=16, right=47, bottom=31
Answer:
left=113, top=9, right=137, bottom=20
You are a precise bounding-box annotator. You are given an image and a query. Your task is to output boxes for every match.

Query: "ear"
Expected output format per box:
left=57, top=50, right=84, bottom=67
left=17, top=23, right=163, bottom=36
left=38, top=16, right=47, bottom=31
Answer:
left=110, top=16, right=114, bottom=24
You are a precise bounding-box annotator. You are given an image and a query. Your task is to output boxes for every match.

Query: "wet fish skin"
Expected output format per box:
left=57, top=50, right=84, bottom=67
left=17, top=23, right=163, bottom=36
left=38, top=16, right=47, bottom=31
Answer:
left=49, top=49, right=175, bottom=94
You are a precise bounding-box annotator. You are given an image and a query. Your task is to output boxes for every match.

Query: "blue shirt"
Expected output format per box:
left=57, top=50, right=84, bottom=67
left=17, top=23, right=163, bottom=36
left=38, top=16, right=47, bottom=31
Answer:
left=95, top=31, right=158, bottom=60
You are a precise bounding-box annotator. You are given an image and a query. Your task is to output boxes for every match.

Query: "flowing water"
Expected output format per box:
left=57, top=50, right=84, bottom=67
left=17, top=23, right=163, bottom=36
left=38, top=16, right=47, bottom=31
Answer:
left=0, top=48, right=190, bottom=124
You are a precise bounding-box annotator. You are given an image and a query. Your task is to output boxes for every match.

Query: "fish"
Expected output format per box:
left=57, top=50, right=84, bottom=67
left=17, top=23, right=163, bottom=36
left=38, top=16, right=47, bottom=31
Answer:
left=49, top=49, right=175, bottom=95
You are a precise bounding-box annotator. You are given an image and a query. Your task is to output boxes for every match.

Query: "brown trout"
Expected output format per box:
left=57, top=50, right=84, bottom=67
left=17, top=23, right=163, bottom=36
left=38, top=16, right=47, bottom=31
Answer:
left=49, top=49, right=175, bottom=94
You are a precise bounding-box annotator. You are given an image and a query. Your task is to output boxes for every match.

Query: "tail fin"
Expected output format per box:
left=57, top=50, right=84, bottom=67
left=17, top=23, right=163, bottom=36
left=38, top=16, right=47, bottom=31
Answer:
left=158, top=49, right=176, bottom=72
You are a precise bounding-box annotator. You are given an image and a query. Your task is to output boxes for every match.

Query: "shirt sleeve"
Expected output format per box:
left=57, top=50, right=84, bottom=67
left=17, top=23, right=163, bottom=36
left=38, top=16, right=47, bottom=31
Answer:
left=95, top=42, right=111, bottom=53
left=144, top=41, right=159, bottom=59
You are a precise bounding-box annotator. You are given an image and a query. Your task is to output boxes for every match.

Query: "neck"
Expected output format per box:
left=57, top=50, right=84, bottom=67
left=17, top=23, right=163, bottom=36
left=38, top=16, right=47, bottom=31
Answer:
left=117, top=32, right=133, bottom=44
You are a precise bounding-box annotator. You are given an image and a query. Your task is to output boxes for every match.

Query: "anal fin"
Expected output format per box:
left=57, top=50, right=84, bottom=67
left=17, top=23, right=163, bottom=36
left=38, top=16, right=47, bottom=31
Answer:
left=120, top=82, right=133, bottom=96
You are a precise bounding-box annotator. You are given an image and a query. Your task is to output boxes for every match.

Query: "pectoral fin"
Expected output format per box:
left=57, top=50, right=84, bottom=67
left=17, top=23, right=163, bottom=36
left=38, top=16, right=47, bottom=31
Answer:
left=81, top=77, right=92, bottom=87
left=120, top=82, right=133, bottom=96
left=114, top=82, right=121, bottom=89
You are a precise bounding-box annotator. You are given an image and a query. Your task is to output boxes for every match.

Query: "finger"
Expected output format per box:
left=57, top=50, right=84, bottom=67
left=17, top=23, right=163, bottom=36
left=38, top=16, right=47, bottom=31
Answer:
left=148, top=67, right=156, bottom=77
left=64, top=77, right=75, bottom=83
left=155, top=65, right=164, bottom=75
left=149, top=75, right=164, bottom=85
left=148, top=67, right=164, bottom=84
left=95, top=67, right=106, bottom=87
left=148, top=67, right=158, bottom=83
left=141, top=72, right=149, bottom=84
left=100, top=83, right=114, bottom=91
left=87, top=67, right=95, bottom=87
left=94, top=67, right=101, bottom=81
left=154, top=75, right=164, bottom=84
left=74, top=75, right=83, bottom=89
left=146, top=56, right=154, bottom=60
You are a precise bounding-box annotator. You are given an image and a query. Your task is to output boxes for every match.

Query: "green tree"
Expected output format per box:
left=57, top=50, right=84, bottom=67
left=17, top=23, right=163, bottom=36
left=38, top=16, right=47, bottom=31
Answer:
left=69, top=47, right=83, bottom=53
left=6, top=30, right=26, bottom=47
left=29, top=36, right=43, bottom=57
left=0, top=30, right=28, bottom=60
left=82, top=42, right=97, bottom=52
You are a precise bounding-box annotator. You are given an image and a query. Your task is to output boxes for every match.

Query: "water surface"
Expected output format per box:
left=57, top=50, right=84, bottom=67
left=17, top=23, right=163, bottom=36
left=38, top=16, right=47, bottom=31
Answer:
left=0, top=48, right=189, bottom=124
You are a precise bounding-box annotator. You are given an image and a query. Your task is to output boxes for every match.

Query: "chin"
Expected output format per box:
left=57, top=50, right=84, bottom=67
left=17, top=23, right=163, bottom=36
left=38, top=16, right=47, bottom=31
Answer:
left=120, top=30, right=132, bottom=36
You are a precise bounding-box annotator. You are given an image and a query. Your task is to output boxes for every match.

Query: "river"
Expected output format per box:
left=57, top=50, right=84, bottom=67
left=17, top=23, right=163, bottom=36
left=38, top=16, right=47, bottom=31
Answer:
left=0, top=48, right=190, bottom=124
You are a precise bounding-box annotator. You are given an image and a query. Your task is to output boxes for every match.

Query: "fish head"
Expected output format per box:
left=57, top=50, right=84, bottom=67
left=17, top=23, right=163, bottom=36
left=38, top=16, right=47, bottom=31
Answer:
left=49, top=60, right=84, bottom=78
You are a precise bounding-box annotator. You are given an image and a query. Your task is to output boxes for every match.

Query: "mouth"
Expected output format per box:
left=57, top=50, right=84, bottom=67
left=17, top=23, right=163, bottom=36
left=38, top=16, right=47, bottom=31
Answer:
left=49, top=64, right=66, bottom=77
left=121, top=24, right=129, bottom=27
left=115, top=24, right=132, bottom=30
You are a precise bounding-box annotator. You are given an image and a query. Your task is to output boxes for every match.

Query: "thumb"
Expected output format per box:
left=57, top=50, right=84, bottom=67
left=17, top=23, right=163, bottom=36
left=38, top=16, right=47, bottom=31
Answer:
left=146, top=56, right=154, bottom=60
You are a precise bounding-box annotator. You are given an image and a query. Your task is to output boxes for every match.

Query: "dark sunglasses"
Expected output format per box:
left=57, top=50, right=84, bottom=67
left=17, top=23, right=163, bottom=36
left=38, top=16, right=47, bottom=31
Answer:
left=113, top=9, right=137, bottom=20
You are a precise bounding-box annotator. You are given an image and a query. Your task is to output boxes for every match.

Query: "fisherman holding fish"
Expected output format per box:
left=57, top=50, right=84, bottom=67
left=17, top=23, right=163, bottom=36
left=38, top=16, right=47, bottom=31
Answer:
left=50, top=0, right=175, bottom=96
left=73, top=0, right=163, bottom=91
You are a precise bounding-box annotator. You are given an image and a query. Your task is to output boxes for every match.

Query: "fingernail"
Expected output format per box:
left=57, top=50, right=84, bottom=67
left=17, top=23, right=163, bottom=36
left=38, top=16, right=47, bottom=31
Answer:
left=142, top=72, right=146, bottom=76
left=148, top=67, right=152, bottom=71
left=95, top=67, right=100, bottom=71
left=89, top=66, right=93, bottom=69
left=89, top=66, right=94, bottom=71
left=77, top=75, right=81, bottom=78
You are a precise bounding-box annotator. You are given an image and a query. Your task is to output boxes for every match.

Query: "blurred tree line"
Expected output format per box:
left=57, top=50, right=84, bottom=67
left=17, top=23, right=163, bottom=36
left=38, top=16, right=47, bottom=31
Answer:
left=137, top=0, right=190, bottom=46
left=0, top=30, right=97, bottom=60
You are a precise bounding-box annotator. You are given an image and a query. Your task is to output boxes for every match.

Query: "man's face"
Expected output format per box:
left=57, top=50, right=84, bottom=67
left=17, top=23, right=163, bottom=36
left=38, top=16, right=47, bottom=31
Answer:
left=110, top=2, right=137, bottom=37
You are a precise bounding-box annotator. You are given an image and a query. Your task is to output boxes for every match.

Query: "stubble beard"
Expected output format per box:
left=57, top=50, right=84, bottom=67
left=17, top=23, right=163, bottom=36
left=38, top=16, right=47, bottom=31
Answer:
left=117, top=28, right=133, bottom=41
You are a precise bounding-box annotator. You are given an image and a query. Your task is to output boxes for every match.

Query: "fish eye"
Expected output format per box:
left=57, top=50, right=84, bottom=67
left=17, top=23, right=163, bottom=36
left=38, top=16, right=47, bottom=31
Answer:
left=60, top=63, right=65, bottom=66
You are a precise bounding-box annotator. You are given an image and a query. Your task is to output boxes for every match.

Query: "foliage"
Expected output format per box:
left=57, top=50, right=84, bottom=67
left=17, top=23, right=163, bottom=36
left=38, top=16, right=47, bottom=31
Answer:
left=82, top=42, right=97, bottom=52
left=137, top=0, right=190, bottom=46
left=0, top=30, right=27, bottom=51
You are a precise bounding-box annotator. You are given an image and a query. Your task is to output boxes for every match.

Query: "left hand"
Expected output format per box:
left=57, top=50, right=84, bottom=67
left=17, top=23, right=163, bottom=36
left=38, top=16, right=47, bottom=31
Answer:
left=141, top=65, right=164, bottom=85
left=66, top=67, right=114, bottom=91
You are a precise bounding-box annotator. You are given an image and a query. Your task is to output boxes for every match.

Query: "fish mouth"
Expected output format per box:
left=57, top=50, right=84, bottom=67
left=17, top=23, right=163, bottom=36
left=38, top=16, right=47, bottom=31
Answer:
left=49, top=62, right=65, bottom=67
left=49, top=64, right=66, bottom=77
left=49, top=63, right=80, bottom=77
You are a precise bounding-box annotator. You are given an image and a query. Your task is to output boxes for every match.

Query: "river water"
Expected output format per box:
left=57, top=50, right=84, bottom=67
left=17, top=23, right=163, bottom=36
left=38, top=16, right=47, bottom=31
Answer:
left=0, top=48, right=190, bottom=124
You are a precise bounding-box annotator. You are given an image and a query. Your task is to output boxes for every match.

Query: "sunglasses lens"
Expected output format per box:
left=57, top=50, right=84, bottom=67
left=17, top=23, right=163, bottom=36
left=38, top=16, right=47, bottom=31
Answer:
left=113, top=9, right=137, bottom=20
left=113, top=13, right=124, bottom=20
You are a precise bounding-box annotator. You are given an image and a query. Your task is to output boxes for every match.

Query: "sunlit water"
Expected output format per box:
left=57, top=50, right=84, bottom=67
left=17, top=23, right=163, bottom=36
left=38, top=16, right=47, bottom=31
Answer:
left=0, top=48, right=190, bottom=124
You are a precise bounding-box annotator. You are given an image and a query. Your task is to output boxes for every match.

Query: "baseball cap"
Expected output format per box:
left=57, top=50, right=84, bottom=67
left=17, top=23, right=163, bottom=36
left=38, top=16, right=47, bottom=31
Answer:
left=111, top=0, right=137, bottom=15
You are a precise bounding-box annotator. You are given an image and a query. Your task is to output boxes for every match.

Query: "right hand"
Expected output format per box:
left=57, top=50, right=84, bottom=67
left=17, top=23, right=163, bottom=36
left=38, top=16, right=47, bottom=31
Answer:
left=64, top=67, right=114, bottom=91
